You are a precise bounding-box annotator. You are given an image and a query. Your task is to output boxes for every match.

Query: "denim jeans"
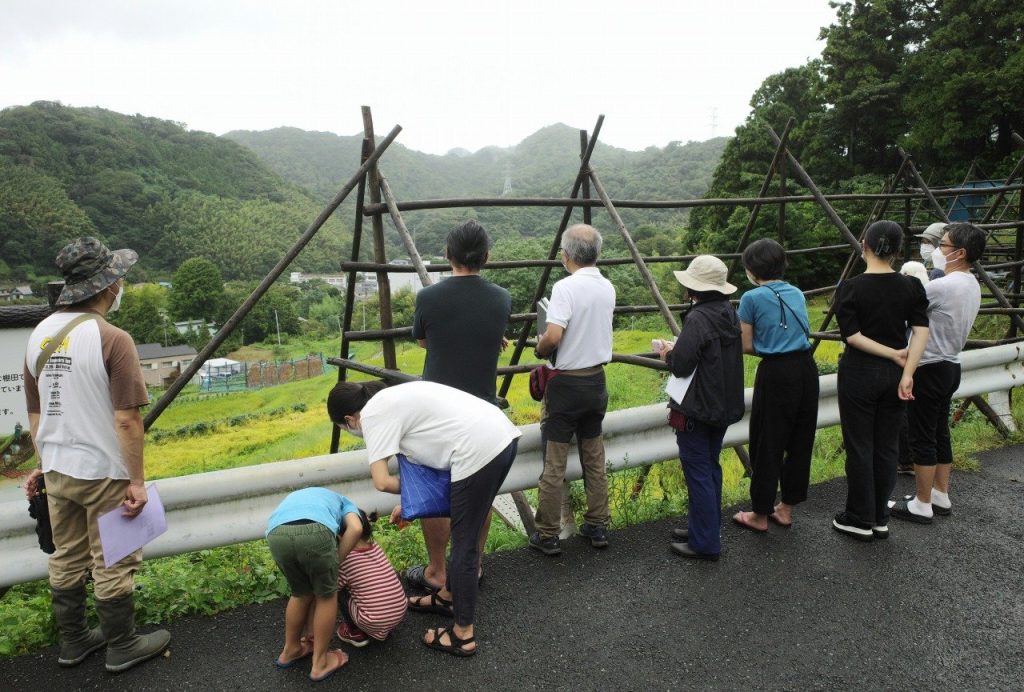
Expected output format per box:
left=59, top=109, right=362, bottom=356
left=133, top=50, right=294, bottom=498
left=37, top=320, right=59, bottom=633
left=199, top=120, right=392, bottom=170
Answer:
left=837, top=354, right=904, bottom=527
left=675, top=418, right=726, bottom=555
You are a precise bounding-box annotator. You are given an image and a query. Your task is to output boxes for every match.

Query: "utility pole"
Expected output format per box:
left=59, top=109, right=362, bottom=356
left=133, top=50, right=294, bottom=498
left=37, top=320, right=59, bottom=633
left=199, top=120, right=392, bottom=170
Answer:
left=274, top=309, right=281, bottom=346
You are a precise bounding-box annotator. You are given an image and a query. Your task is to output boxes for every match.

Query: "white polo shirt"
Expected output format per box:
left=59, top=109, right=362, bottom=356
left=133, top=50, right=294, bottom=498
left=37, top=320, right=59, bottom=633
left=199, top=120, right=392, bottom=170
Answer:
left=546, top=266, right=616, bottom=370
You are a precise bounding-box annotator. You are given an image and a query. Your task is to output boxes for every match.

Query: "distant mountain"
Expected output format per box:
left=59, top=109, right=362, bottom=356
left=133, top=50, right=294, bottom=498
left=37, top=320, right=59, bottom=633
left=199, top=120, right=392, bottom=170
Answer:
left=0, top=102, right=348, bottom=285
left=225, top=123, right=727, bottom=203
left=225, top=123, right=727, bottom=256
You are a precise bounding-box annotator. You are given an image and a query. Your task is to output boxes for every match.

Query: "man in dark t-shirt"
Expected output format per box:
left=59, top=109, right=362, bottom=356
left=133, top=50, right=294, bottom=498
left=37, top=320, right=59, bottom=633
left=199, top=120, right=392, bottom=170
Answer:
left=413, top=273, right=510, bottom=403
left=405, top=221, right=511, bottom=600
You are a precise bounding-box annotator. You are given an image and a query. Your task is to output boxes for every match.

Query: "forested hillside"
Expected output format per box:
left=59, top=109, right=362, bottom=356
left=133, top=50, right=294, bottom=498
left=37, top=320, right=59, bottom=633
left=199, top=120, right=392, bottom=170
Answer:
left=224, top=125, right=727, bottom=256
left=0, top=102, right=349, bottom=286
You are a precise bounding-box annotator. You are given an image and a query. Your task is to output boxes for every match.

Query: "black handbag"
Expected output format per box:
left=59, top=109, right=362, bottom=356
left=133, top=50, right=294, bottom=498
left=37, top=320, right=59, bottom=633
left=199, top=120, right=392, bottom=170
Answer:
left=28, top=474, right=56, bottom=554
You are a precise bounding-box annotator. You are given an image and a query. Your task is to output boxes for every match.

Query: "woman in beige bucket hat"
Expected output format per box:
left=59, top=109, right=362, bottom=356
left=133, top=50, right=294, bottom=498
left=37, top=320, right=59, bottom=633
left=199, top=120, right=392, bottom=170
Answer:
left=656, top=255, right=744, bottom=560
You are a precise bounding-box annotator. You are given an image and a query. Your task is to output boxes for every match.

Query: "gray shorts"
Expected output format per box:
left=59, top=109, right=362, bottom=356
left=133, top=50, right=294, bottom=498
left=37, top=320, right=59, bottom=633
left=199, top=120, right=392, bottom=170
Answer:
left=267, top=522, right=339, bottom=598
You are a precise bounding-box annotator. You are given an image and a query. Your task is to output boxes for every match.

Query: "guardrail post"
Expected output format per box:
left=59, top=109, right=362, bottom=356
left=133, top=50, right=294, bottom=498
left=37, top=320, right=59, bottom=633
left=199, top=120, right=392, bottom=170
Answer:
left=987, top=390, right=1017, bottom=434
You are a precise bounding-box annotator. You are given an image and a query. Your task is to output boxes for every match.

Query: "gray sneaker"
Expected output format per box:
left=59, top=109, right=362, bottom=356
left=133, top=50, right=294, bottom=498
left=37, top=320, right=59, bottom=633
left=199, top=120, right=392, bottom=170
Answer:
left=578, top=523, right=609, bottom=549
left=528, top=531, right=561, bottom=556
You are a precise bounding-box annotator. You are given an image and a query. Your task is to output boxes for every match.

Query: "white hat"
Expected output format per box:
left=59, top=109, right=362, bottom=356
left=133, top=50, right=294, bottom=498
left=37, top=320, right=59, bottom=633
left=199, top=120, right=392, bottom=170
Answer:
left=673, top=255, right=737, bottom=295
left=916, top=222, right=947, bottom=245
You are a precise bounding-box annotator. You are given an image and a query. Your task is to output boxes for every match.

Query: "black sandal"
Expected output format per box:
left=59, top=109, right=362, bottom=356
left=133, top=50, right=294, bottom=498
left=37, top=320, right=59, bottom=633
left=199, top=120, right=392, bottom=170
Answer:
left=404, top=565, right=442, bottom=593
left=408, top=591, right=453, bottom=616
left=423, top=626, right=476, bottom=657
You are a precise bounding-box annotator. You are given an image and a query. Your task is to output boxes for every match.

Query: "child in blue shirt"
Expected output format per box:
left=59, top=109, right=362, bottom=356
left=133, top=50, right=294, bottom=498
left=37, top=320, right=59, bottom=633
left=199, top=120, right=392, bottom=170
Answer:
left=733, top=239, right=819, bottom=532
left=266, top=487, right=364, bottom=682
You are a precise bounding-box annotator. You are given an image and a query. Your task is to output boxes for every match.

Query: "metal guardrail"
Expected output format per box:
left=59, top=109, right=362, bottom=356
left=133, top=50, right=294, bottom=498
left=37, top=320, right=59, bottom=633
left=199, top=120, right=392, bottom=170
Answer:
left=1, top=343, right=1020, bottom=588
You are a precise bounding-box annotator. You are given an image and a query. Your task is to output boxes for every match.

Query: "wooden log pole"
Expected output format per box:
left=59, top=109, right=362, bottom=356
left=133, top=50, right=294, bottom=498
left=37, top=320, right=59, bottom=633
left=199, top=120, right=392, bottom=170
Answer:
left=379, top=173, right=432, bottom=287
left=362, top=107, right=398, bottom=370
left=767, top=126, right=861, bottom=253
left=331, top=137, right=372, bottom=454
left=727, top=117, right=794, bottom=277
left=359, top=184, right=1024, bottom=215
left=588, top=168, right=681, bottom=336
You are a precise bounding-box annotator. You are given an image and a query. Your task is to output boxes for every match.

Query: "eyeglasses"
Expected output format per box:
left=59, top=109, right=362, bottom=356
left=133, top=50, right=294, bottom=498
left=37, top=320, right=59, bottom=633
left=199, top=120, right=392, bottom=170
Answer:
left=938, top=243, right=959, bottom=251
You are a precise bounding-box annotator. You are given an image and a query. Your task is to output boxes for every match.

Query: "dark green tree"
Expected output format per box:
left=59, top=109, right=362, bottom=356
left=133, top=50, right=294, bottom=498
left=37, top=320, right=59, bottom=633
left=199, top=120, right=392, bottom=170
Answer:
left=107, top=283, right=172, bottom=345
left=169, top=257, right=224, bottom=322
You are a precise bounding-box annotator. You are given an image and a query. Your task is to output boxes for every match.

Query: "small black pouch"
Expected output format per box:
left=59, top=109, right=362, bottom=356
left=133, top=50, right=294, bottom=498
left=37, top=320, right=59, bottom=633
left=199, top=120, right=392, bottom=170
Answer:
left=28, top=475, right=56, bottom=554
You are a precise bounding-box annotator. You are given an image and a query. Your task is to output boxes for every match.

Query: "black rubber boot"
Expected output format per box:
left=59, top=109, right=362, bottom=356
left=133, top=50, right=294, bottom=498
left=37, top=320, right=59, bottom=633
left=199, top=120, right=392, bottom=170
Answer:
left=51, top=582, right=106, bottom=667
left=95, top=593, right=171, bottom=673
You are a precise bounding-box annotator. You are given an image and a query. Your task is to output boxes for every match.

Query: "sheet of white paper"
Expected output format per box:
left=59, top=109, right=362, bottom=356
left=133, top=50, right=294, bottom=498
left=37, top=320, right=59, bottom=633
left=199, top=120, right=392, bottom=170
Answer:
left=665, top=366, right=697, bottom=405
left=98, top=484, right=168, bottom=568
left=536, top=297, right=549, bottom=336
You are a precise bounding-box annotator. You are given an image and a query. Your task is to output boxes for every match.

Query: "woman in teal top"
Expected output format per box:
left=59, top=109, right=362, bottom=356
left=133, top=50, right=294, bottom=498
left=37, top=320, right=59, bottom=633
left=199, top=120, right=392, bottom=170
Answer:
left=732, top=239, right=819, bottom=532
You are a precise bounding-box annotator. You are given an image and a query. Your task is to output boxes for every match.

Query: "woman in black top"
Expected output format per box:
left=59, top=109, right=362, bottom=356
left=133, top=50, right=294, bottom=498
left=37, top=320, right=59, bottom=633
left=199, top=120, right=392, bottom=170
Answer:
left=833, top=220, right=929, bottom=541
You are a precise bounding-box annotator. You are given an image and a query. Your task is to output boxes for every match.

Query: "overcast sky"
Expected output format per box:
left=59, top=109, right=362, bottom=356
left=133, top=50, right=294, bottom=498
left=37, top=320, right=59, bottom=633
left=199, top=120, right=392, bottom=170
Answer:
left=0, top=0, right=837, bottom=155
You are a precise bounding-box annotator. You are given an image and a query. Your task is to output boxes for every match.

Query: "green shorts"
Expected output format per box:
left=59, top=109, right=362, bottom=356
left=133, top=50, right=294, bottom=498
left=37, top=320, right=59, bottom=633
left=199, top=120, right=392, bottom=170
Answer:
left=267, top=522, right=339, bottom=598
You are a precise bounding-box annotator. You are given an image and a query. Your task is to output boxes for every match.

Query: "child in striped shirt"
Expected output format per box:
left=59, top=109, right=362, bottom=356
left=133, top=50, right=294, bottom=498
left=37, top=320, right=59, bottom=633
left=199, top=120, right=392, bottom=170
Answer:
left=335, top=511, right=408, bottom=647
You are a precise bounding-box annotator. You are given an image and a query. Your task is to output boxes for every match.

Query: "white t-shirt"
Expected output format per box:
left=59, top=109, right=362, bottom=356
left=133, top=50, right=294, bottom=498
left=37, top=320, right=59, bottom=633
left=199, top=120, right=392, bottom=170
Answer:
left=24, top=310, right=149, bottom=480
left=360, top=381, right=521, bottom=483
left=546, top=266, right=616, bottom=370
left=921, top=271, right=982, bottom=364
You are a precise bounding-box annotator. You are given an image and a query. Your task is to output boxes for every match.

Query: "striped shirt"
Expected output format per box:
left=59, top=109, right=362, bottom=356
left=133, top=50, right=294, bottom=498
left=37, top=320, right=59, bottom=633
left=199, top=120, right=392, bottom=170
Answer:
left=337, top=543, right=407, bottom=640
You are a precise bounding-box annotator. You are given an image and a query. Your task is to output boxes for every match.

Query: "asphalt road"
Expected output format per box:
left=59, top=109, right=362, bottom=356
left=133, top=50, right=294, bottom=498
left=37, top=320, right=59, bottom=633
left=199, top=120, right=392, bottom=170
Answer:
left=3, top=444, right=1022, bottom=691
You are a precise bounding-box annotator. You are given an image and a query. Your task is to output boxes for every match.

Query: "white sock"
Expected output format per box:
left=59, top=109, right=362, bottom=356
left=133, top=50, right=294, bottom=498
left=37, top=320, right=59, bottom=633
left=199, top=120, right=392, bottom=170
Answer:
left=931, top=489, right=951, bottom=509
left=907, top=497, right=933, bottom=518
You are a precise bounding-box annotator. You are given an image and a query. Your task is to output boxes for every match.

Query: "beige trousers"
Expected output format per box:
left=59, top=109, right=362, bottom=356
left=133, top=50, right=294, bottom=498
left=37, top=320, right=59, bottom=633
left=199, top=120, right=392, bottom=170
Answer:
left=45, top=471, right=140, bottom=599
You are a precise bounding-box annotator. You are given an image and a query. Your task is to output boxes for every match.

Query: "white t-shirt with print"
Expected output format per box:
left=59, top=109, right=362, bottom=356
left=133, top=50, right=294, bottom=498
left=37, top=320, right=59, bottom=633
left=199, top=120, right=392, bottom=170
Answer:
left=24, top=311, right=149, bottom=480
left=360, top=381, right=521, bottom=483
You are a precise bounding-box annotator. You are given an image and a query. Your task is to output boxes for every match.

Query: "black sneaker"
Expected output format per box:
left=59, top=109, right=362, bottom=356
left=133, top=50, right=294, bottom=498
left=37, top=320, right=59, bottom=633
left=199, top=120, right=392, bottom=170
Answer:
left=578, top=523, right=609, bottom=549
left=896, top=463, right=915, bottom=476
left=528, top=531, right=561, bottom=556
left=832, top=512, right=874, bottom=541
left=872, top=525, right=889, bottom=540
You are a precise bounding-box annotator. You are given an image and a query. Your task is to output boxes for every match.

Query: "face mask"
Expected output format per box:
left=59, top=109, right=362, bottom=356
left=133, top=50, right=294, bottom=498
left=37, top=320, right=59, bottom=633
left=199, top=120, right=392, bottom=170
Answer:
left=745, top=270, right=759, bottom=287
left=344, top=420, right=363, bottom=438
left=107, top=284, right=123, bottom=312
left=920, top=243, right=935, bottom=261
left=930, top=246, right=947, bottom=272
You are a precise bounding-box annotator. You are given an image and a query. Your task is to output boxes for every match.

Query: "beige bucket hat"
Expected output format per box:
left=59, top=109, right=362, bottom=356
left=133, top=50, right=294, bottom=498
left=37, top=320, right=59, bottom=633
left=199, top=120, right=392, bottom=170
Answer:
left=673, top=255, right=737, bottom=295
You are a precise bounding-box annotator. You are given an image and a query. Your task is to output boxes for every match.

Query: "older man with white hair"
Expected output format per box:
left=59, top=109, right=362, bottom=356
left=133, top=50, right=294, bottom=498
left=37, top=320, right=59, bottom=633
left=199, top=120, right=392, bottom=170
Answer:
left=530, top=224, right=616, bottom=556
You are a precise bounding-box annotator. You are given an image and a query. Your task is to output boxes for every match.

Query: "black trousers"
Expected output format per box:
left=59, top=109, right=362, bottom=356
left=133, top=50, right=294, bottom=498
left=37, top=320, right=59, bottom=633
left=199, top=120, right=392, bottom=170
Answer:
left=908, top=361, right=961, bottom=467
left=748, top=351, right=819, bottom=515
left=542, top=369, right=608, bottom=443
left=447, top=439, right=518, bottom=626
left=838, top=354, right=904, bottom=527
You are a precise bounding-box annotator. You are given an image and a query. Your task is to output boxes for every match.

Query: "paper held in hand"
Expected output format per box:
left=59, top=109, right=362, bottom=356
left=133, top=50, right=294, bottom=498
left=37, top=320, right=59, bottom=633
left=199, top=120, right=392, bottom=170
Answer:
left=665, top=366, right=697, bottom=405
left=97, top=484, right=168, bottom=568
left=536, top=297, right=550, bottom=336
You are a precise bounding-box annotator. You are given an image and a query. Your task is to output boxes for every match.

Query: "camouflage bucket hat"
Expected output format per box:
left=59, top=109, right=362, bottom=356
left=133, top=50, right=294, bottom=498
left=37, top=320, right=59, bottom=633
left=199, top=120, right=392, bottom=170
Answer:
left=54, top=237, right=138, bottom=306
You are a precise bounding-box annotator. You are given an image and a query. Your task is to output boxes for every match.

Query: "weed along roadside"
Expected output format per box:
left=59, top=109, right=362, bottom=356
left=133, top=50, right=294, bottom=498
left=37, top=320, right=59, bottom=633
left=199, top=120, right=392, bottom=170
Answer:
left=1, top=330, right=1020, bottom=657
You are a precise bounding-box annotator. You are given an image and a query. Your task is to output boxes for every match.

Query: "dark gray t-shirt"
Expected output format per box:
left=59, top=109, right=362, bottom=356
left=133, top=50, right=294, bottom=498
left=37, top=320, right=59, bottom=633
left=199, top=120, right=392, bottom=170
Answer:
left=412, top=275, right=511, bottom=403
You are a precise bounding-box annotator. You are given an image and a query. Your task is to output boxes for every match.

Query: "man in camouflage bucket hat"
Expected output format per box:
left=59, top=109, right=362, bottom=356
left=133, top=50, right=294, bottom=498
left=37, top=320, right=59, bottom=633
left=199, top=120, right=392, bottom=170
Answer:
left=23, top=237, right=171, bottom=673
left=54, top=236, right=138, bottom=306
